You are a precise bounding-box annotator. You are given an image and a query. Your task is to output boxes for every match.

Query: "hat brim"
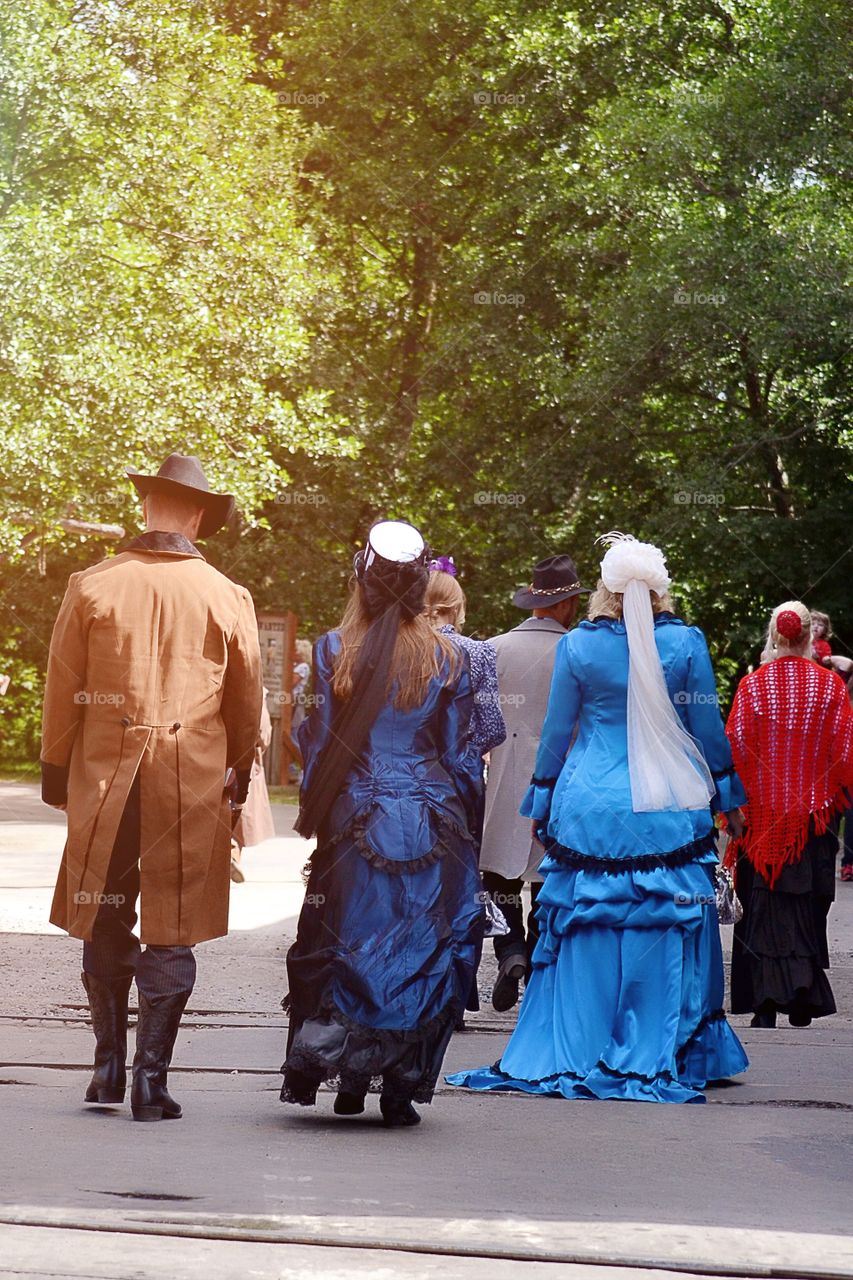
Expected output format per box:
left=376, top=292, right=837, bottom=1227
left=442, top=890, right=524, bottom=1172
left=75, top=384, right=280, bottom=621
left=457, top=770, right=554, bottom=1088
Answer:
left=127, top=472, right=236, bottom=539
left=512, top=584, right=591, bottom=610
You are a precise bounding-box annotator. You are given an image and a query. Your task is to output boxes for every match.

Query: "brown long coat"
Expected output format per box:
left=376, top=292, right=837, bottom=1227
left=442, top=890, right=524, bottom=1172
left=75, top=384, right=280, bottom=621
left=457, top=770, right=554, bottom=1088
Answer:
left=41, top=532, right=262, bottom=945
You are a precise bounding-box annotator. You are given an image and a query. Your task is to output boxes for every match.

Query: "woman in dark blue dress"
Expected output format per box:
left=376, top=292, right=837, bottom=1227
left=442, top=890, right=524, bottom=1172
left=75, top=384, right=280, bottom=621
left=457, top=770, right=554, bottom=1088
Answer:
left=281, top=522, right=483, bottom=1126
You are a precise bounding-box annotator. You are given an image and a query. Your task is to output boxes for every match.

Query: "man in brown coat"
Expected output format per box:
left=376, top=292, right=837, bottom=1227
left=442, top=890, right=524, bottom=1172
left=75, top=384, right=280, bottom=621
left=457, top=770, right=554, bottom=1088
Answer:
left=41, top=454, right=262, bottom=1121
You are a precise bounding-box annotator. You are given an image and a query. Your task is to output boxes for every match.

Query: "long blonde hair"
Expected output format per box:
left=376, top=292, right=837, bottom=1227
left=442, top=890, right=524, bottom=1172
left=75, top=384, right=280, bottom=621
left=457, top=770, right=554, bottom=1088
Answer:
left=424, top=570, right=466, bottom=630
left=332, top=581, right=460, bottom=710
left=586, top=580, right=675, bottom=620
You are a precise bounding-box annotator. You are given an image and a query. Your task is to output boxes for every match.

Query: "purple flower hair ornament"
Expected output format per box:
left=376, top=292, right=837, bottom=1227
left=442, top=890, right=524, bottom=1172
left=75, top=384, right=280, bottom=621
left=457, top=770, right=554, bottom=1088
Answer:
left=428, top=554, right=457, bottom=576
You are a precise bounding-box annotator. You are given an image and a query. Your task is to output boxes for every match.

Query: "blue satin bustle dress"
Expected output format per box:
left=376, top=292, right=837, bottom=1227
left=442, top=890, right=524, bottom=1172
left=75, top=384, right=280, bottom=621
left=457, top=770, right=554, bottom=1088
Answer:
left=447, top=614, right=749, bottom=1103
left=282, top=631, right=483, bottom=1104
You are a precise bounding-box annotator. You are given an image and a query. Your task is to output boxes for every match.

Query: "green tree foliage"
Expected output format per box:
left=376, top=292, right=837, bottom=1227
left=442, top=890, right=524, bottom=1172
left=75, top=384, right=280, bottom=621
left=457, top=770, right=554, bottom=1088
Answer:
left=543, top=0, right=853, bottom=685
left=217, top=0, right=853, bottom=683
left=2, top=0, right=852, bottom=762
left=0, top=0, right=356, bottom=762
left=0, top=0, right=355, bottom=558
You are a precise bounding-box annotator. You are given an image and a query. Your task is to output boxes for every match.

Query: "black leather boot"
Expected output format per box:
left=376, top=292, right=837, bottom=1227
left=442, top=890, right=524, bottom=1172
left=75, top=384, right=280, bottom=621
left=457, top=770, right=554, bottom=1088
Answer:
left=491, top=952, right=526, bottom=1013
left=334, top=1091, right=366, bottom=1115
left=379, top=1094, right=421, bottom=1127
left=750, top=1002, right=777, bottom=1029
left=130, top=991, right=189, bottom=1121
left=333, top=1071, right=369, bottom=1115
left=82, top=972, right=132, bottom=1105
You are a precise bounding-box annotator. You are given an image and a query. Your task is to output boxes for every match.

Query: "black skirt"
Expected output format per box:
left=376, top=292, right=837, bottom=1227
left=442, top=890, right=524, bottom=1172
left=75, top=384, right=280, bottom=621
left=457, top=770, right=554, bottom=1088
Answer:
left=730, top=832, right=836, bottom=1018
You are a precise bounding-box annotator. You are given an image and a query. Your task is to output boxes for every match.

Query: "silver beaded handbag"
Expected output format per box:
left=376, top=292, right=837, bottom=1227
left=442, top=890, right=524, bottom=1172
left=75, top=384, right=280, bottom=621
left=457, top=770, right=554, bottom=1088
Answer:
left=714, top=865, right=743, bottom=925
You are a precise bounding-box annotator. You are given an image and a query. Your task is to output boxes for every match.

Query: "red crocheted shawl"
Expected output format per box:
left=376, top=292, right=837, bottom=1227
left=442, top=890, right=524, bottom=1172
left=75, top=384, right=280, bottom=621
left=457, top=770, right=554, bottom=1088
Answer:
left=725, top=656, right=853, bottom=885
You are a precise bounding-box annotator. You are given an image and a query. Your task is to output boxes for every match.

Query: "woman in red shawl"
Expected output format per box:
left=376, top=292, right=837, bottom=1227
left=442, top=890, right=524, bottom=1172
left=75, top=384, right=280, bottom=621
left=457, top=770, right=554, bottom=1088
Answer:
left=726, top=601, right=853, bottom=1027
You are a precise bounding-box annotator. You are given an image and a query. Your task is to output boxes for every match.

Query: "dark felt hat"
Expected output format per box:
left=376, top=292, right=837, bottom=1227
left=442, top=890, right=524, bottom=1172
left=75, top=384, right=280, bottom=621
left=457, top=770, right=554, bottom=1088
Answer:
left=512, top=553, right=591, bottom=610
left=127, top=454, right=236, bottom=539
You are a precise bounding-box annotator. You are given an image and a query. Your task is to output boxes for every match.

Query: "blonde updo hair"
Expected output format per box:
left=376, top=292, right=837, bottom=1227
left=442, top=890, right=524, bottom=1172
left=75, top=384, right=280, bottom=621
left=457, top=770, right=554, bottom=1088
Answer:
left=761, top=600, right=812, bottom=663
left=424, top=570, right=466, bottom=631
left=586, top=580, right=675, bottom=620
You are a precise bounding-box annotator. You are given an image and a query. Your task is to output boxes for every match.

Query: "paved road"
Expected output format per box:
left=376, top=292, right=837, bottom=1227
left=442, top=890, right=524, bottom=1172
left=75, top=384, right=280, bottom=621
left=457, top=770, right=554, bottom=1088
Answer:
left=1, top=781, right=852, bottom=1279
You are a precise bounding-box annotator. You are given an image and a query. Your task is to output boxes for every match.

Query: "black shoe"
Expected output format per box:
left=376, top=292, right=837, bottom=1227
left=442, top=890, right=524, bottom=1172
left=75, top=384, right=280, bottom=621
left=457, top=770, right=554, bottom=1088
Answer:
left=492, top=956, right=526, bottom=1013
left=130, top=991, right=189, bottom=1121
left=750, top=1008, right=777, bottom=1028
left=334, top=1090, right=366, bottom=1116
left=788, top=1011, right=812, bottom=1027
left=380, top=1096, right=421, bottom=1127
left=82, top=972, right=132, bottom=1105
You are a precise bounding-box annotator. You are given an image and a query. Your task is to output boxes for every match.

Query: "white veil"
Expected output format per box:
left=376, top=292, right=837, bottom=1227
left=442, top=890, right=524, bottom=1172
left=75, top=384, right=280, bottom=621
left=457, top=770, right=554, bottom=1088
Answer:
left=599, top=532, right=714, bottom=813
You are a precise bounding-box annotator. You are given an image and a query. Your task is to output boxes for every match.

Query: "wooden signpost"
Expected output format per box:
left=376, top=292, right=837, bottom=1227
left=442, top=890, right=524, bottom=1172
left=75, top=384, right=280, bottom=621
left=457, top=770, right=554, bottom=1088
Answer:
left=256, top=610, right=300, bottom=785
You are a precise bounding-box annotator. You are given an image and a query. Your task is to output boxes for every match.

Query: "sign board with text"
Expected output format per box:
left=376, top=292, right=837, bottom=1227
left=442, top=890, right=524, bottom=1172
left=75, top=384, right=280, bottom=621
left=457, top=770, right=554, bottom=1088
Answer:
left=257, top=610, right=299, bottom=785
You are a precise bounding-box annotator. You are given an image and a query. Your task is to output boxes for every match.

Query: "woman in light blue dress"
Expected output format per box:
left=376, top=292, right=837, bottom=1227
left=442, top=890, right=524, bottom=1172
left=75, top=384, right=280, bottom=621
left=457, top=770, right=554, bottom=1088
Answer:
left=449, top=534, right=749, bottom=1103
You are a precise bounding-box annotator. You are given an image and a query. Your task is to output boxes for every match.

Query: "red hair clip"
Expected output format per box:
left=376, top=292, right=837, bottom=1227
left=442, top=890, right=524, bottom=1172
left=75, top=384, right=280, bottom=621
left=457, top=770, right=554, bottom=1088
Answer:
left=776, top=609, right=803, bottom=641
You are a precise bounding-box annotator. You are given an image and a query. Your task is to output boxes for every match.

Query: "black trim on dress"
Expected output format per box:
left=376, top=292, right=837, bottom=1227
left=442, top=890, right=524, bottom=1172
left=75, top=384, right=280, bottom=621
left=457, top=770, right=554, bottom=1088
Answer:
left=542, top=832, right=717, bottom=873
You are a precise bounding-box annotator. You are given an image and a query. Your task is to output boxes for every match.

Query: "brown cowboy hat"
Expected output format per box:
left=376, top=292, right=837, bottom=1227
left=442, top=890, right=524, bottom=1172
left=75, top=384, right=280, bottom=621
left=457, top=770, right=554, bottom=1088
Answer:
left=127, top=454, right=236, bottom=539
left=512, top=553, right=591, bottom=610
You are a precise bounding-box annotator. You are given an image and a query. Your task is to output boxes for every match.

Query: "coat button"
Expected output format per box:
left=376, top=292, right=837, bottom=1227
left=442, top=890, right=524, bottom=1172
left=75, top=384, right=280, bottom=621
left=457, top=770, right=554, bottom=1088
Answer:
left=120, top=717, right=131, bottom=728
left=170, top=721, right=182, bottom=733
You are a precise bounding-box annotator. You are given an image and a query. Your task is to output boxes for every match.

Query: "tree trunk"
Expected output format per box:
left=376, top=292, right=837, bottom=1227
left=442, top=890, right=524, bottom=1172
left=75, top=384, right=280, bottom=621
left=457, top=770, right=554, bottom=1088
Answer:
left=739, top=335, right=793, bottom=519
left=393, top=231, right=437, bottom=457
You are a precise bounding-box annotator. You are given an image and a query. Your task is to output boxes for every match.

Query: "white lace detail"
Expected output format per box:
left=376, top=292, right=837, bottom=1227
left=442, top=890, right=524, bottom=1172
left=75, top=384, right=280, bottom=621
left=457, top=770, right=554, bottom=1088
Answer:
left=599, top=533, right=715, bottom=813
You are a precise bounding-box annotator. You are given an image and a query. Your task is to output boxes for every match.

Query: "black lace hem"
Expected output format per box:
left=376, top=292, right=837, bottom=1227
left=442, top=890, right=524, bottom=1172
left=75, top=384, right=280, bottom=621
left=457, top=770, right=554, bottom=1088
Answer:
left=480, top=1010, right=728, bottom=1089
left=281, top=1050, right=439, bottom=1105
left=314, top=805, right=474, bottom=876
left=711, top=764, right=736, bottom=781
left=280, top=1000, right=459, bottom=1105
left=351, top=821, right=452, bottom=873
left=483, top=1059, right=681, bottom=1088
left=542, top=831, right=716, bottom=873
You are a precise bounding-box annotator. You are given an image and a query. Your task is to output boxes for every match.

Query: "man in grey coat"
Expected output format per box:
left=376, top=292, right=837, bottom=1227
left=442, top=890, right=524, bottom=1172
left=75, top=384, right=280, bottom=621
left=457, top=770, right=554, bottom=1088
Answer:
left=480, top=554, right=590, bottom=1011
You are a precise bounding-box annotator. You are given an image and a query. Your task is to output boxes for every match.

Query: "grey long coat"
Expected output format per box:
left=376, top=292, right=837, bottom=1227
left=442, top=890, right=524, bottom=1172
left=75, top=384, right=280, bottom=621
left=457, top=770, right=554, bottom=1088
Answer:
left=479, top=616, right=568, bottom=881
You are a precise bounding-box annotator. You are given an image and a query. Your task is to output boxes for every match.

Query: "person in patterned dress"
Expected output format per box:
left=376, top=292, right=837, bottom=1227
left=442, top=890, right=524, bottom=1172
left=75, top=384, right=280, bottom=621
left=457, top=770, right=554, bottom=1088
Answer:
left=425, top=560, right=507, bottom=1022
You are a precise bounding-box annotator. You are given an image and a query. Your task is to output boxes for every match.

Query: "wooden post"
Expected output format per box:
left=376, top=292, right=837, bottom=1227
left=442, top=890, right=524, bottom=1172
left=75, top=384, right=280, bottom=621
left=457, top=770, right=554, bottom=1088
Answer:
left=256, top=610, right=300, bottom=786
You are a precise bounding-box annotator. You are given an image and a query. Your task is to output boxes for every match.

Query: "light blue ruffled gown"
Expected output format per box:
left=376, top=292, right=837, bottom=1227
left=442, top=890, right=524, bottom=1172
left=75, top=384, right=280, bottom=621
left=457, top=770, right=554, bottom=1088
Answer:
left=447, top=614, right=749, bottom=1103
